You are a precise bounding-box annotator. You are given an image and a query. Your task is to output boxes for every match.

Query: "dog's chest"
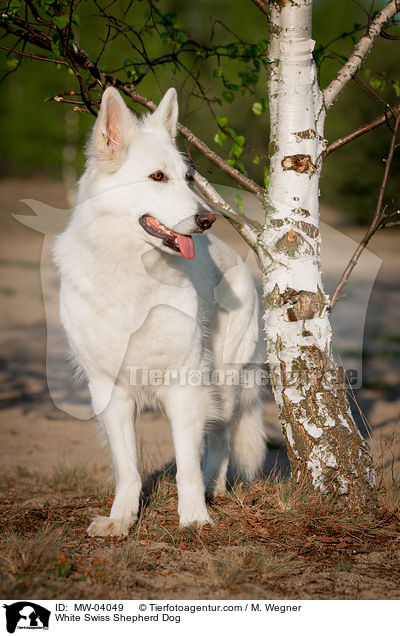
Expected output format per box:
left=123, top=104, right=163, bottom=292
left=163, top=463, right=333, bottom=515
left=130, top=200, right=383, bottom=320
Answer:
left=69, top=256, right=209, bottom=371
left=98, top=267, right=200, bottom=332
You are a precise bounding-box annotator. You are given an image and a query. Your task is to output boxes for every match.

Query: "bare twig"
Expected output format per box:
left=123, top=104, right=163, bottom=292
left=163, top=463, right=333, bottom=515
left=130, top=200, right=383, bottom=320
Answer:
left=66, top=56, right=98, bottom=116
left=95, top=24, right=112, bottom=65
left=0, top=45, right=69, bottom=65
left=366, top=0, right=376, bottom=35
left=324, top=0, right=400, bottom=109
left=380, top=29, right=400, bottom=39
left=380, top=210, right=400, bottom=227
left=0, top=15, right=52, bottom=49
left=324, top=103, right=400, bottom=156
left=352, top=73, right=392, bottom=109
left=330, top=112, right=400, bottom=310
left=44, top=94, right=86, bottom=107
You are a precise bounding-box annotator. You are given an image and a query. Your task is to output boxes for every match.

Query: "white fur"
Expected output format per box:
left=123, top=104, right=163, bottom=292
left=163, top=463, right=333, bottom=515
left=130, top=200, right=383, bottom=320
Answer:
left=54, top=87, right=266, bottom=536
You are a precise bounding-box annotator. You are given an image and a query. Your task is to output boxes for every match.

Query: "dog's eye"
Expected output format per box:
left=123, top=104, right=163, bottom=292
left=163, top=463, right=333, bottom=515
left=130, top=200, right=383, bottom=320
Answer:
left=149, top=171, right=167, bottom=182
left=185, top=170, right=194, bottom=182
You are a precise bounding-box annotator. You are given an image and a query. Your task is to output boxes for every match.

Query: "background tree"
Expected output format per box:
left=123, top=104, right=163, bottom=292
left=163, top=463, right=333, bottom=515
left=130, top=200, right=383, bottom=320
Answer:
left=1, top=0, right=399, bottom=507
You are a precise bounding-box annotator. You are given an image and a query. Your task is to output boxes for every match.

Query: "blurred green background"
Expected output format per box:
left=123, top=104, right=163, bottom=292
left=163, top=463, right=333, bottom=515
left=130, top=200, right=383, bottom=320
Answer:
left=0, top=0, right=398, bottom=222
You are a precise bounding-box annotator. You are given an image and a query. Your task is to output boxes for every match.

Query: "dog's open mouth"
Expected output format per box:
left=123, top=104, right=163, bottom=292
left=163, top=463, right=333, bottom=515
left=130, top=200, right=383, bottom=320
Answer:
left=139, top=214, right=195, bottom=260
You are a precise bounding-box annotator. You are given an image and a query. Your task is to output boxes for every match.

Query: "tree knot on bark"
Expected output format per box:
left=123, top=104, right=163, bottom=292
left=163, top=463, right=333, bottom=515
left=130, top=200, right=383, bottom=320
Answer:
left=264, top=284, right=327, bottom=322
left=281, top=154, right=316, bottom=178
left=275, top=230, right=302, bottom=256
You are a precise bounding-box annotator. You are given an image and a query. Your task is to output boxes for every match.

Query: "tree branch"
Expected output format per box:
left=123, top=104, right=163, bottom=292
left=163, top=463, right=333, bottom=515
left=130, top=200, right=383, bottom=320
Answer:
left=190, top=169, right=262, bottom=259
left=0, top=14, right=263, bottom=196
left=323, top=0, right=400, bottom=109
left=330, top=111, right=400, bottom=310
left=250, top=0, right=269, bottom=16
left=324, top=102, right=400, bottom=156
left=67, top=42, right=263, bottom=195
left=0, top=12, right=264, bottom=252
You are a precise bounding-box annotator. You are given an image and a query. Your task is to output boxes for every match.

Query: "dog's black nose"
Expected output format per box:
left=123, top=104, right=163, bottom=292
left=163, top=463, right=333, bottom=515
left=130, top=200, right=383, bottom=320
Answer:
left=195, top=211, right=216, bottom=230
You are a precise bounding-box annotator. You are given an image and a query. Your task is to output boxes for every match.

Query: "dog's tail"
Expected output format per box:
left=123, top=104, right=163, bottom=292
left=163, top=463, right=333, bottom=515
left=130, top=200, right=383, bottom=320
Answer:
left=230, top=390, right=266, bottom=480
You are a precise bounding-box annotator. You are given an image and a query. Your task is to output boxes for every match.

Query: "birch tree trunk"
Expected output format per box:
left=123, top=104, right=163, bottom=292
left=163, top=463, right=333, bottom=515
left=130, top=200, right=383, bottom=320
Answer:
left=260, top=0, right=376, bottom=506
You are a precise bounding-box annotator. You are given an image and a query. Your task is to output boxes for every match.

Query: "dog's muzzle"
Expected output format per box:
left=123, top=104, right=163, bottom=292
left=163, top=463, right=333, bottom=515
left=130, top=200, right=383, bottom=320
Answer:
left=139, top=212, right=216, bottom=260
left=195, top=212, right=216, bottom=231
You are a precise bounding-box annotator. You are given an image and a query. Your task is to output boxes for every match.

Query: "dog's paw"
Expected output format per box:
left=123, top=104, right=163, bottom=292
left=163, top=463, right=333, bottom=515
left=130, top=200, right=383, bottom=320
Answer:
left=87, top=515, right=132, bottom=537
left=179, top=509, right=214, bottom=529
left=206, top=485, right=227, bottom=499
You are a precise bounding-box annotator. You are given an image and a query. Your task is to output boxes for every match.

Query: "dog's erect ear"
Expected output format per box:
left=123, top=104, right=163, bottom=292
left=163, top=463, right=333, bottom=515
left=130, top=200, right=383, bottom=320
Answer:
left=88, top=87, right=134, bottom=167
left=148, top=88, right=178, bottom=139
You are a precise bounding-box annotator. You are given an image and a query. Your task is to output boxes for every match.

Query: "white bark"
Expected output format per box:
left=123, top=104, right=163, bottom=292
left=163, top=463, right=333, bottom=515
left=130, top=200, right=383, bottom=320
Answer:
left=260, top=0, right=376, bottom=503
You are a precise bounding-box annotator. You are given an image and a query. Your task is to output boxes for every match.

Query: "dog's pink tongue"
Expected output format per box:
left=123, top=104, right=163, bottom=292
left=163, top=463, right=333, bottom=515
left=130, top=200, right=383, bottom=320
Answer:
left=177, top=234, right=195, bottom=260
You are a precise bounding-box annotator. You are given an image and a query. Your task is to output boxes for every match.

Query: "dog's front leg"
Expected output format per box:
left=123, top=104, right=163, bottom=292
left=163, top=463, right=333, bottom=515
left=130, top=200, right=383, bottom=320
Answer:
left=87, top=381, right=141, bottom=537
left=163, top=387, right=212, bottom=528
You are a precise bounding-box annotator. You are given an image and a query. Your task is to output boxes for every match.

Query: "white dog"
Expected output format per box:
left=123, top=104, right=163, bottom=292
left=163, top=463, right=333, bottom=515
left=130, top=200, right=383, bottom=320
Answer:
left=54, top=87, right=266, bottom=536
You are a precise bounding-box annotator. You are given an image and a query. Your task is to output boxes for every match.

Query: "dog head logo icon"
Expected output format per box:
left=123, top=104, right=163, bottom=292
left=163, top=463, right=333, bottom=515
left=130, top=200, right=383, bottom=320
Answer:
left=3, top=602, right=50, bottom=634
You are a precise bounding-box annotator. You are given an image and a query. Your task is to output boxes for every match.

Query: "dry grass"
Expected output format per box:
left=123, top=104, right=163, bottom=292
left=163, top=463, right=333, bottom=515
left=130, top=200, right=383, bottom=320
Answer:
left=1, top=458, right=400, bottom=600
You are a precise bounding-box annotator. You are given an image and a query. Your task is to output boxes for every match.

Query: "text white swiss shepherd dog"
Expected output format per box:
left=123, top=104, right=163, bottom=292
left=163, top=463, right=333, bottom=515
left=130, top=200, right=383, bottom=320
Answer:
left=55, top=87, right=266, bottom=536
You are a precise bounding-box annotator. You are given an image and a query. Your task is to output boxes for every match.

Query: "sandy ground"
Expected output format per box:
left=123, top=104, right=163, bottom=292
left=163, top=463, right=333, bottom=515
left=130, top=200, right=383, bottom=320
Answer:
left=0, top=176, right=399, bottom=481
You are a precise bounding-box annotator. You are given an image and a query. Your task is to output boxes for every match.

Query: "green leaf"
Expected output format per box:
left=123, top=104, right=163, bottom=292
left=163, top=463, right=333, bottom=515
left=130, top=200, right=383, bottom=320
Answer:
left=370, top=77, right=386, bottom=92
left=6, top=58, right=19, bottom=70
left=227, top=131, right=245, bottom=147
left=231, top=142, right=243, bottom=157
left=216, top=116, right=228, bottom=128
left=4, top=0, right=24, bottom=16
left=53, top=16, right=70, bottom=29
left=50, top=33, right=63, bottom=56
left=225, top=43, right=238, bottom=58
left=235, top=194, right=244, bottom=214
left=252, top=99, right=268, bottom=116
left=253, top=155, right=261, bottom=165
left=176, top=32, right=188, bottom=44
left=222, top=90, right=235, bottom=104
left=263, top=167, right=270, bottom=188
left=214, top=131, right=227, bottom=146
left=227, top=159, right=236, bottom=167
left=71, top=10, right=80, bottom=27
left=213, top=66, right=224, bottom=78
left=393, top=80, right=400, bottom=98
